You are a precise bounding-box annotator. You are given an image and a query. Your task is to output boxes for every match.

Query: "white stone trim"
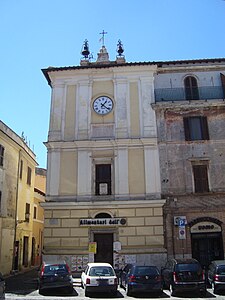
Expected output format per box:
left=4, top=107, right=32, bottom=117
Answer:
left=144, top=146, right=161, bottom=194
left=47, top=150, right=60, bottom=196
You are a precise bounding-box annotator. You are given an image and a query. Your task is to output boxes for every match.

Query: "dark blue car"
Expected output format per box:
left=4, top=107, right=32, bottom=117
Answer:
left=120, top=264, right=162, bottom=296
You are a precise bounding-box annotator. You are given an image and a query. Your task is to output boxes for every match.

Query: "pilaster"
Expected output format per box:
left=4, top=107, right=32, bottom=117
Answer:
left=139, top=77, right=157, bottom=138
left=46, top=149, right=61, bottom=196
left=114, top=78, right=129, bottom=138
left=48, top=83, right=65, bottom=141
left=76, top=80, right=92, bottom=140
left=144, top=146, right=161, bottom=196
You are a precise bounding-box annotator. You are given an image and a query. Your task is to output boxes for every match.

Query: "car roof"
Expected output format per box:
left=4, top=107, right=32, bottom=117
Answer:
left=130, top=264, right=158, bottom=268
left=87, top=262, right=113, bottom=267
left=211, top=260, right=225, bottom=266
left=171, top=258, right=200, bottom=264
left=43, top=260, right=67, bottom=266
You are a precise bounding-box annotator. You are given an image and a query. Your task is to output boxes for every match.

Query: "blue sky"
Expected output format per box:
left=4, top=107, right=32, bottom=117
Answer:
left=1, top=0, right=225, bottom=168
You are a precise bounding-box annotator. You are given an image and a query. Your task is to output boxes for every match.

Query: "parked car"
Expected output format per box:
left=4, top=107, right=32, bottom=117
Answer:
left=38, top=261, right=73, bottom=294
left=161, top=258, right=206, bottom=296
left=0, top=272, right=5, bottom=300
left=120, top=264, right=163, bottom=296
left=208, top=260, right=225, bottom=294
left=81, top=262, right=118, bottom=296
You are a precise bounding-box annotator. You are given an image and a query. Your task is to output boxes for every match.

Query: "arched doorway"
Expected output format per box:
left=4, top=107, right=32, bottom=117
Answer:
left=190, top=217, right=224, bottom=268
left=93, top=213, right=114, bottom=265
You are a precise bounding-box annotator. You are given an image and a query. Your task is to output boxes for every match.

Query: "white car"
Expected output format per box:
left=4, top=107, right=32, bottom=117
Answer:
left=81, top=262, right=118, bottom=296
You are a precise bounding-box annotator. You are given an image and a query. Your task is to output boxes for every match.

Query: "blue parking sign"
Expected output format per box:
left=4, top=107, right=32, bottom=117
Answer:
left=178, top=218, right=185, bottom=226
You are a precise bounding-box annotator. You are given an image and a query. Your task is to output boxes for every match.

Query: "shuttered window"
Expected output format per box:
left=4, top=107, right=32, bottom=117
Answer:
left=20, top=160, right=23, bottom=179
left=33, top=206, right=37, bottom=219
left=184, top=76, right=199, bottom=100
left=220, top=73, right=225, bottom=98
left=193, top=165, right=209, bottom=193
left=27, top=167, right=32, bottom=185
left=95, top=164, right=111, bottom=195
left=184, top=116, right=209, bottom=141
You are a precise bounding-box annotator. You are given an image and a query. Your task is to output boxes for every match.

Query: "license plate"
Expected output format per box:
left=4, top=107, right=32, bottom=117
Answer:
left=97, top=279, right=108, bottom=286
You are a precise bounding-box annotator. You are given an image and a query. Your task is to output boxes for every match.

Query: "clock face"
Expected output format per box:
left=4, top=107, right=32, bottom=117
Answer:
left=93, top=96, right=113, bottom=115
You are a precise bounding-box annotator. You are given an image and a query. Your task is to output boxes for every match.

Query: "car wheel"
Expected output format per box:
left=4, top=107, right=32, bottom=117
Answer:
left=119, top=279, right=123, bottom=288
left=126, top=284, right=132, bottom=296
left=212, top=282, right=217, bottom=294
left=199, top=288, right=206, bottom=297
left=67, top=286, right=74, bottom=294
left=163, top=279, right=169, bottom=289
left=156, top=289, right=163, bottom=297
left=111, top=290, right=117, bottom=296
left=169, top=284, right=176, bottom=296
left=39, top=288, right=45, bottom=295
left=84, top=287, right=90, bottom=297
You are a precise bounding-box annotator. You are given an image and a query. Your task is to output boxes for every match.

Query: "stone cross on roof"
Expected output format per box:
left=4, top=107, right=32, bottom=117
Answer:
left=99, top=30, right=107, bottom=47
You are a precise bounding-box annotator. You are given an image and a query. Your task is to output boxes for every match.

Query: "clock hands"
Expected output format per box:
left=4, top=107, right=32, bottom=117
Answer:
left=101, top=100, right=111, bottom=110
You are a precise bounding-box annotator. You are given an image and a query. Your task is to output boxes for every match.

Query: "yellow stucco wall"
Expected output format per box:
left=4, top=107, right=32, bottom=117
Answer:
left=128, top=148, right=145, bottom=194
left=16, top=156, right=36, bottom=269
left=0, top=135, right=18, bottom=274
left=33, top=169, right=46, bottom=265
left=59, top=150, right=77, bottom=195
left=0, top=124, right=37, bottom=274
left=43, top=204, right=164, bottom=255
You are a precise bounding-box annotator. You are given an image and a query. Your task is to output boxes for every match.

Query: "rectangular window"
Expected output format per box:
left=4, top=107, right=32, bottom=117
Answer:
left=20, top=160, right=23, bottom=179
left=33, top=206, right=37, bottom=219
left=25, top=203, right=30, bottom=222
left=0, top=145, right=5, bottom=167
left=95, top=164, right=111, bottom=195
left=184, top=116, right=209, bottom=141
left=193, top=165, right=209, bottom=193
left=27, top=167, right=32, bottom=185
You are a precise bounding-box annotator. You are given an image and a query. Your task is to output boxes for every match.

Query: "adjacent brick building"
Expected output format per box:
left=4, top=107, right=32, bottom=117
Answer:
left=153, top=59, right=225, bottom=268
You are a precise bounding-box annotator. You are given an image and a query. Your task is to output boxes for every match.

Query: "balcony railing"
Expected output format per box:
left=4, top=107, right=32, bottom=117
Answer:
left=155, top=86, right=224, bottom=102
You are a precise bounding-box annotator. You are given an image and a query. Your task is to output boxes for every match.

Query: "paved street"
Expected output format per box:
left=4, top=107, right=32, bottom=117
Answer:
left=4, top=268, right=225, bottom=300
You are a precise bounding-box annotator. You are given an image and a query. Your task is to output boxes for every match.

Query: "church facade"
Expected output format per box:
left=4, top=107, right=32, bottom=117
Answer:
left=42, top=40, right=225, bottom=271
left=42, top=42, right=166, bottom=272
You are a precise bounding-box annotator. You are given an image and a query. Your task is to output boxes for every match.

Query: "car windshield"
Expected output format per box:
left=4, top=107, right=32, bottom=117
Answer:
left=175, top=263, right=201, bottom=272
left=134, top=266, right=159, bottom=276
left=89, top=266, right=114, bottom=276
left=44, top=264, right=68, bottom=274
left=217, top=265, right=225, bottom=275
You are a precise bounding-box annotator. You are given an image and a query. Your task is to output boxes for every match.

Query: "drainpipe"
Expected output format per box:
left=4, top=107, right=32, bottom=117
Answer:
left=11, top=149, right=21, bottom=272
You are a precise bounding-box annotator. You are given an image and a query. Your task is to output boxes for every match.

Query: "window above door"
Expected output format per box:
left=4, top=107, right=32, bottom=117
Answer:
left=95, top=164, right=112, bottom=195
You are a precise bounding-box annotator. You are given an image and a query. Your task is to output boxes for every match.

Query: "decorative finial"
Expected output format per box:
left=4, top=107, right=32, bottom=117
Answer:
left=99, top=30, right=108, bottom=47
left=81, top=39, right=90, bottom=59
left=117, top=40, right=124, bottom=57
